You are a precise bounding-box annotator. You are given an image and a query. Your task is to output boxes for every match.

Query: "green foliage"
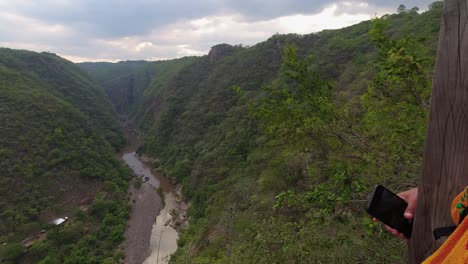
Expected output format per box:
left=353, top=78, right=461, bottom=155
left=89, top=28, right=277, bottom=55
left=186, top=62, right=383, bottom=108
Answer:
left=428, top=1, right=444, bottom=10
left=28, top=187, right=130, bottom=263
left=180, top=9, right=436, bottom=262
left=252, top=44, right=334, bottom=144
left=397, top=4, right=407, bottom=13
left=82, top=3, right=442, bottom=264
left=79, top=57, right=198, bottom=116
left=360, top=17, right=432, bottom=184
left=133, top=177, right=143, bottom=189
left=0, top=243, right=24, bottom=262
left=0, top=49, right=129, bottom=263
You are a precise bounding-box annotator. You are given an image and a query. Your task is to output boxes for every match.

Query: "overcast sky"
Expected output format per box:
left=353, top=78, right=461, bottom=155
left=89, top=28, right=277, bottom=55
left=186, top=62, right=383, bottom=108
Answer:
left=0, top=0, right=436, bottom=62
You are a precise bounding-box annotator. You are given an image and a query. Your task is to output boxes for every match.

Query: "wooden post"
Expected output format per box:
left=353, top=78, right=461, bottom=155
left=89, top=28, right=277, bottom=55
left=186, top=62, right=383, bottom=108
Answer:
left=408, top=1, right=468, bottom=263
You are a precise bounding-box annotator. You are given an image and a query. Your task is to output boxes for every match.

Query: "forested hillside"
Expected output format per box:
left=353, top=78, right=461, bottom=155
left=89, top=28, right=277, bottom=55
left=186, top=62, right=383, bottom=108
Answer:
left=80, top=2, right=443, bottom=263
left=79, top=58, right=198, bottom=115
left=0, top=49, right=129, bottom=263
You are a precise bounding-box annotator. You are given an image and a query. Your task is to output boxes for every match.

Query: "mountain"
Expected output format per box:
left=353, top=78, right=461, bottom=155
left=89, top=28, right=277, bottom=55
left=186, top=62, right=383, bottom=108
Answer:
left=79, top=57, right=198, bottom=116
left=0, top=48, right=129, bottom=263
left=80, top=3, right=443, bottom=263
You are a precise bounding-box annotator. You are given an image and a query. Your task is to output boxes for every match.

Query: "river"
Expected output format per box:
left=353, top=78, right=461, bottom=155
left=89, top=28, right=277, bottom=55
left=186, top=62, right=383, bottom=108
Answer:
left=122, top=152, right=179, bottom=264
left=121, top=117, right=185, bottom=264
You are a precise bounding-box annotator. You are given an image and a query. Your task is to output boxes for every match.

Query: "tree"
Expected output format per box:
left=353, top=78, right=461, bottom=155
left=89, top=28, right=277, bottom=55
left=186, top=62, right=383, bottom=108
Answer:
left=251, top=44, right=334, bottom=146
left=0, top=243, right=24, bottom=262
left=410, top=6, right=420, bottom=12
left=38, top=256, right=61, bottom=264
left=362, top=18, right=433, bottom=185
left=397, top=4, right=407, bottom=13
left=428, top=1, right=444, bottom=10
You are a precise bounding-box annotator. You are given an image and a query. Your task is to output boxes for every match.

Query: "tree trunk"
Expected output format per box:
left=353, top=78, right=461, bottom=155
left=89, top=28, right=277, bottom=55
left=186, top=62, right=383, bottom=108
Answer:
left=408, top=1, right=468, bottom=263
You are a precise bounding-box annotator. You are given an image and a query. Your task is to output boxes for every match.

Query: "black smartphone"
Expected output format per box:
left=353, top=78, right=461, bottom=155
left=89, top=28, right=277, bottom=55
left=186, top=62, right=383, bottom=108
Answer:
left=366, top=185, right=412, bottom=238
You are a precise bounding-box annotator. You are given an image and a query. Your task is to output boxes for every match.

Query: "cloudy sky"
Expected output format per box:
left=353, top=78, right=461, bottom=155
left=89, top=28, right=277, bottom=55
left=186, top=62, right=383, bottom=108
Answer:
left=0, top=0, right=436, bottom=62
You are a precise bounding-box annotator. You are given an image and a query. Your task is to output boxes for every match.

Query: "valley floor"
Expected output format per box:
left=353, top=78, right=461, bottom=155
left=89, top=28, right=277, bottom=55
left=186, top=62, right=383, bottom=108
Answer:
left=123, top=182, right=162, bottom=264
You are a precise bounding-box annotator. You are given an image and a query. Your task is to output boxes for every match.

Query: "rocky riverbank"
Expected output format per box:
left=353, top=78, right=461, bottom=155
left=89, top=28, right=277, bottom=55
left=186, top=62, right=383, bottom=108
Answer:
left=121, top=152, right=190, bottom=264
left=123, top=183, right=162, bottom=264
left=120, top=115, right=189, bottom=264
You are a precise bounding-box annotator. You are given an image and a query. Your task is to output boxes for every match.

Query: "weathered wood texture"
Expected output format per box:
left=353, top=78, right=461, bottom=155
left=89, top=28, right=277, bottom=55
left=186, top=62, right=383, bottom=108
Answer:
left=408, top=1, right=468, bottom=263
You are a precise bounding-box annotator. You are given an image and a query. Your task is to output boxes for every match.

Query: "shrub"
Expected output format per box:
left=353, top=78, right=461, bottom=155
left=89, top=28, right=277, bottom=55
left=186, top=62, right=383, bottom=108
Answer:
left=0, top=243, right=24, bottom=262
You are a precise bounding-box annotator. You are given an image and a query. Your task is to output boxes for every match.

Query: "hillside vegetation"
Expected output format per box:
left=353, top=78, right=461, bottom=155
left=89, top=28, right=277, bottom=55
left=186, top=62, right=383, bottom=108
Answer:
left=0, top=49, right=129, bottom=263
left=80, top=2, right=443, bottom=263
left=79, top=57, right=199, bottom=115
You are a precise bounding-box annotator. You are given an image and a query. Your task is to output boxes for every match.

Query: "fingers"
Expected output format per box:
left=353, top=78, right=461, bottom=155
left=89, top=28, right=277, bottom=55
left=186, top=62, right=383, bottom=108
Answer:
left=371, top=216, right=409, bottom=242
left=398, top=187, right=418, bottom=220
left=384, top=225, right=409, bottom=242
left=396, top=232, right=408, bottom=241
left=385, top=225, right=398, bottom=236
left=404, top=203, right=416, bottom=219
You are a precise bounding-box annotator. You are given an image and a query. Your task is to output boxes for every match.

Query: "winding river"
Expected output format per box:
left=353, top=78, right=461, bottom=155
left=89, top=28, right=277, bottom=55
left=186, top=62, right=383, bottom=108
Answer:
left=119, top=115, right=188, bottom=264
left=122, top=152, right=179, bottom=264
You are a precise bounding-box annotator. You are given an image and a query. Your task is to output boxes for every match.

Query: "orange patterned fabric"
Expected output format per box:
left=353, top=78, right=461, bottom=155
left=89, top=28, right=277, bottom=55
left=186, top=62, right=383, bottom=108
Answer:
left=451, top=187, right=468, bottom=225
left=422, top=186, right=468, bottom=264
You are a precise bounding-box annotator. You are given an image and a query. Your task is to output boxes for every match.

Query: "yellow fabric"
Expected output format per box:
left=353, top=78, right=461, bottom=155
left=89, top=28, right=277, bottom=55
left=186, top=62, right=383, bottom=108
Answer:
left=422, top=186, right=468, bottom=264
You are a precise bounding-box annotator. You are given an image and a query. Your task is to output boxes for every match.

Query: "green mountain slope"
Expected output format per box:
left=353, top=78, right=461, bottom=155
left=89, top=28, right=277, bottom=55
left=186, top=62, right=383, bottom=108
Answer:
left=79, top=57, right=198, bottom=116
left=0, top=48, right=129, bottom=263
left=81, top=3, right=443, bottom=263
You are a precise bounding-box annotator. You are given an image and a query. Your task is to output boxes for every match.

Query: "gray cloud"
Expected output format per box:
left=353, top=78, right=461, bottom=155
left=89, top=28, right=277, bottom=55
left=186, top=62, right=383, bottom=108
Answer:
left=1, top=0, right=436, bottom=38
left=1, top=0, right=222, bottom=37
left=0, top=0, right=437, bottom=61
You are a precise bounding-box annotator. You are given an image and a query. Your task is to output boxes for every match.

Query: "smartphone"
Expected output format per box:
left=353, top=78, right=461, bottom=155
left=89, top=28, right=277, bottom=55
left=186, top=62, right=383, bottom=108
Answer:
left=366, top=185, right=412, bottom=238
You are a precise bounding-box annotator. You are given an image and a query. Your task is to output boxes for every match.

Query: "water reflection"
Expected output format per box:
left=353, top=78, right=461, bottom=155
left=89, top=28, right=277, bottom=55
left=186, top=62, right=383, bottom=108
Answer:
left=122, top=152, right=160, bottom=188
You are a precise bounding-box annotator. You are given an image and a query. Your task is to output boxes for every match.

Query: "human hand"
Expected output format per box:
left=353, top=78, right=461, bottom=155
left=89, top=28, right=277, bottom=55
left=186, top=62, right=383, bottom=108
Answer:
left=373, top=187, right=418, bottom=241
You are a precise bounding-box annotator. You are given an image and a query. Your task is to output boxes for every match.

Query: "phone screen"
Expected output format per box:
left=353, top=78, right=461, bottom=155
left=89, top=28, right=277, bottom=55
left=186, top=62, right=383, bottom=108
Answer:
left=366, top=185, right=412, bottom=238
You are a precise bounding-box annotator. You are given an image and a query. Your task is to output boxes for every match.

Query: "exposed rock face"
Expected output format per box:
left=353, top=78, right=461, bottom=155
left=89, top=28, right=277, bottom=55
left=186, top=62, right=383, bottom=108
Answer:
left=208, top=43, right=242, bottom=62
